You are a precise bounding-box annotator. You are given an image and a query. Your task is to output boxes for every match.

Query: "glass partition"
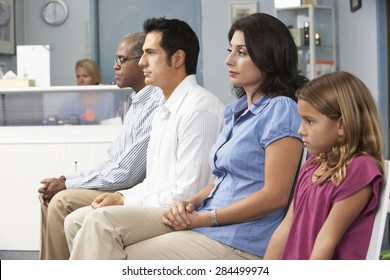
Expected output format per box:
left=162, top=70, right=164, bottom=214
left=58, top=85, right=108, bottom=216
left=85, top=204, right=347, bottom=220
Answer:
left=0, top=85, right=130, bottom=126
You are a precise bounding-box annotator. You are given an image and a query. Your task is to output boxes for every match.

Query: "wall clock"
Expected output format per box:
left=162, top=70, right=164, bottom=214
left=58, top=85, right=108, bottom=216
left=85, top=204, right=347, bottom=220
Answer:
left=41, top=0, right=69, bottom=26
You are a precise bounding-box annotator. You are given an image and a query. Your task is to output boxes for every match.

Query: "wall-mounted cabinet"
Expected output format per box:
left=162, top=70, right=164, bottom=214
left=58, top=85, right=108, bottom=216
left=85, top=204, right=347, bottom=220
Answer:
left=275, top=5, right=336, bottom=80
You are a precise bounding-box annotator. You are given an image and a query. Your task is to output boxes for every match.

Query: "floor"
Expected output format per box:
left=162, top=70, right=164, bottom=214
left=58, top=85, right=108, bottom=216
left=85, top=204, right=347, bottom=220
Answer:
left=0, top=250, right=39, bottom=260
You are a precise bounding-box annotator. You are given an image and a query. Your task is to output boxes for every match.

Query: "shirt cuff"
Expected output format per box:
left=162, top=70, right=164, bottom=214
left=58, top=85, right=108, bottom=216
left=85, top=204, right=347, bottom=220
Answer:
left=120, top=193, right=144, bottom=206
left=64, top=172, right=82, bottom=180
left=64, top=177, right=81, bottom=189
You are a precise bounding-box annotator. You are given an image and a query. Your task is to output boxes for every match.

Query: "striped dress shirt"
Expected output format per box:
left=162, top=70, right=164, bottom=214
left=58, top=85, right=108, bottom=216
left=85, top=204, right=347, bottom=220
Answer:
left=65, top=85, right=162, bottom=191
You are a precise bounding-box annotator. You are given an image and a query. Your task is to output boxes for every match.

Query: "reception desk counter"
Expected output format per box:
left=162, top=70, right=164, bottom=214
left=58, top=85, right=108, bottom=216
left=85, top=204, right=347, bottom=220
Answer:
left=0, top=86, right=128, bottom=251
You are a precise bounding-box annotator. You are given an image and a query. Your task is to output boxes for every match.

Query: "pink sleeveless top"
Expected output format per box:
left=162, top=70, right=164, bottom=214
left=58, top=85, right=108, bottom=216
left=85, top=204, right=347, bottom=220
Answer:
left=281, top=155, right=382, bottom=260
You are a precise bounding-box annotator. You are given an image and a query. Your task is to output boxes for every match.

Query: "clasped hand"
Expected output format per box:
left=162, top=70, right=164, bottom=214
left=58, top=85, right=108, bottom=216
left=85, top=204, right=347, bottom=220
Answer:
left=38, top=177, right=66, bottom=207
left=162, top=201, right=202, bottom=231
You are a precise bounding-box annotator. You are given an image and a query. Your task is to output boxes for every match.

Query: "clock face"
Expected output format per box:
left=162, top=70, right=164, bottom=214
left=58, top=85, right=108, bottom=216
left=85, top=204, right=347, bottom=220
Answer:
left=42, top=0, right=68, bottom=26
left=0, top=1, right=10, bottom=27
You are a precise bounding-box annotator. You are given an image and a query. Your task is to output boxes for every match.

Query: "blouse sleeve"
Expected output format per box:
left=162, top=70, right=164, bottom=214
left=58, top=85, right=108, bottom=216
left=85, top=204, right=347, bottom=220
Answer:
left=333, top=155, right=383, bottom=211
left=260, top=97, right=302, bottom=148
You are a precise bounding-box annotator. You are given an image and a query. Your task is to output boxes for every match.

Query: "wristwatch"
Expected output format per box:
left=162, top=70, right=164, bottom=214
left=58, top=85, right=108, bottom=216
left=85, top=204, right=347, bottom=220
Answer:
left=211, top=209, right=219, bottom=227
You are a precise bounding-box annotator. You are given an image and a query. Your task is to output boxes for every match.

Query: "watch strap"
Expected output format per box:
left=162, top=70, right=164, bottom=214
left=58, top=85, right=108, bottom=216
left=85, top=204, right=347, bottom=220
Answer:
left=211, top=209, right=219, bottom=227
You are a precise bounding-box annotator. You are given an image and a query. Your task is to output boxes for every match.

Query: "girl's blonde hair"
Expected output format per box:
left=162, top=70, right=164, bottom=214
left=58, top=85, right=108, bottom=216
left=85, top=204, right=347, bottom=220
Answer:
left=296, top=71, right=383, bottom=185
left=75, top=59, right=102, bottom=85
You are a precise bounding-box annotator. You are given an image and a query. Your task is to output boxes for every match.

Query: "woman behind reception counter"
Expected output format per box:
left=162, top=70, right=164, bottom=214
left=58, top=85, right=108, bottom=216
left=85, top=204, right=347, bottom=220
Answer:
left=57, top=59, right=117, bottom=125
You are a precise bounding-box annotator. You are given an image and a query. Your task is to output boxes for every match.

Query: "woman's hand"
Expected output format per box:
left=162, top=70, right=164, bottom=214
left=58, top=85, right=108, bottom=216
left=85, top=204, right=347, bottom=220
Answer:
left=162, top=201, right=196, bottom=229
left=162, top=201, right=211, bottom=231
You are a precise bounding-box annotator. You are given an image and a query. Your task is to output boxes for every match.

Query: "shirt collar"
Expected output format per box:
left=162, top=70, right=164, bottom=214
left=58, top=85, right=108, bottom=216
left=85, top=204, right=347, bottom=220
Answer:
left=130, top=85, right=158, bottom=104
left=228, top=94, right=269, bottom=117
left=159, top=75, right=197, bottom=115
left=250, top=95, right=270, bottom=115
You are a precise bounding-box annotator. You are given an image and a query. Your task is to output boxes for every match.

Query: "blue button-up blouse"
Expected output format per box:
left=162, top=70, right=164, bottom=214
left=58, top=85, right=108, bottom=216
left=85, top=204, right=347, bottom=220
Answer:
left=193, top=94, right=302, bottom=257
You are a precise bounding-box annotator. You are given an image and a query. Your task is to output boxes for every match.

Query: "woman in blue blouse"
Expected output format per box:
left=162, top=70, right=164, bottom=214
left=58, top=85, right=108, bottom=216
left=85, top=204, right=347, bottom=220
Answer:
left=156, top=13, right=308, bottom=259
left=68, top=13, right=308, bottom=259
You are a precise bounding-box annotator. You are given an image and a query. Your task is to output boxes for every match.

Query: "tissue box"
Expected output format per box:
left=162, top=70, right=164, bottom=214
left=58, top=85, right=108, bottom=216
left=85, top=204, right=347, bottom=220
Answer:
left=0, top=79, right=36, bottom=88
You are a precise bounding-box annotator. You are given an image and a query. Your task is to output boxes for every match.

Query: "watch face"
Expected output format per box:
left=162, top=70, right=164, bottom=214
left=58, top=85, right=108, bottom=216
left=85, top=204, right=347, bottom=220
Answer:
left=42, top=0, right=68, bottom=25
left=0, top=1, right=10, bottom=26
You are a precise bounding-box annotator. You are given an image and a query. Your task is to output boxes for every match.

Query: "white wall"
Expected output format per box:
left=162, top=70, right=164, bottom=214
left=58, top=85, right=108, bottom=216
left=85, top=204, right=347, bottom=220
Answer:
left=2, top=0, right=388, bottom=154
left=3, top=0, right=381, bottom=105
left=336, top=0, right=379, bottom=100
left=335, top=0, right=388, bottom=160
left=201, top=0, right=275, bottom=105
left=22, top=0, right=96, bottom=86
left=0, top=0, right=24, bottom=76
left=97, top=0, right=202, bottom=86
left=201, top=0, right=334, bottom=105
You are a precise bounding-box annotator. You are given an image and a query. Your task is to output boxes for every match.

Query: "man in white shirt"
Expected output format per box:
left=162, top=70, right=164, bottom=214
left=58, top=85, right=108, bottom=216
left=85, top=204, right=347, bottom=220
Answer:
left=38, top=33, right=162, bottom=260
left=64, top=18, right=225, bottom=258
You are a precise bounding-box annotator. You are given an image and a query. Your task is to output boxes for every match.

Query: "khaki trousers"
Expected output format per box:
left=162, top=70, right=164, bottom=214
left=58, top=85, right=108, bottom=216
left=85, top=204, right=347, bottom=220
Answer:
left=39, top=189, right=106, bottom=260
left=66, top=205, right=261, bottom=260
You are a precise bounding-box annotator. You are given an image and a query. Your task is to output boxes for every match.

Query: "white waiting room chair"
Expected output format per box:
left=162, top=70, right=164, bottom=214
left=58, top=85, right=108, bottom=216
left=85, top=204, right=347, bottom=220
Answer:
left=284, top=148, right=309, bottom=217
left=366, top=159, right=390, bottom=259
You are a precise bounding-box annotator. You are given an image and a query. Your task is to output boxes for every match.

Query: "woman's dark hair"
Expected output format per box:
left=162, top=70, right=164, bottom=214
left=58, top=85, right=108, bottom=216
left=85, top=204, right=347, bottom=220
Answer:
left=228, top=13, right=308, bottom=101
left=143, top=17, right=199, bottom=75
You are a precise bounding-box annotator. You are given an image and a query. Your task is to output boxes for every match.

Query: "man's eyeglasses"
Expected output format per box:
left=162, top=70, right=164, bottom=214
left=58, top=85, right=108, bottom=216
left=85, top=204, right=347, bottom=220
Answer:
left=114, top=56, right=141, bottom=65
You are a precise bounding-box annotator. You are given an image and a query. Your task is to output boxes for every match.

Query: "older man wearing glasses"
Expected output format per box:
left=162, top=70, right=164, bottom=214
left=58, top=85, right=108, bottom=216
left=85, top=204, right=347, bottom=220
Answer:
left=38, top=32, right=162, bottom=260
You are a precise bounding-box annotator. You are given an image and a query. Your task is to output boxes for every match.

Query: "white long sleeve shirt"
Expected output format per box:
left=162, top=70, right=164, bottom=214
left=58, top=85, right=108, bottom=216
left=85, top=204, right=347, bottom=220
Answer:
left=119, top=75, right=225, bottom=208
left=65, top=85, right=162, bottom=191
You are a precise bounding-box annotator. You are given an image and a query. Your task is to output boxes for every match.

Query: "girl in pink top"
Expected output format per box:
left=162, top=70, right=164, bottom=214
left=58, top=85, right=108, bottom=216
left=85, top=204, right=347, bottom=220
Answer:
left=264, top=71, right=384, bottom=260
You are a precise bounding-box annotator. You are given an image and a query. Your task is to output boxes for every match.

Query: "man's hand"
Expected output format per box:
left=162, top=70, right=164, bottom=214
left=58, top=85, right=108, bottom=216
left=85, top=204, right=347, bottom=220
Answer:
left=91, top=192, right=124, bottom=209
left=38, top=176, right=66, bottom=207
